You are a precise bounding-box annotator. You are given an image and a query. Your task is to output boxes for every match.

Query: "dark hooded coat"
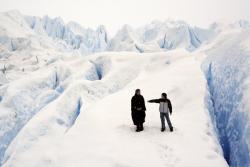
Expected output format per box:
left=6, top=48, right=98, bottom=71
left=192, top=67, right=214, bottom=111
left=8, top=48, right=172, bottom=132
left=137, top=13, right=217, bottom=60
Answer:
left=131, top=94, right=146, bottom=125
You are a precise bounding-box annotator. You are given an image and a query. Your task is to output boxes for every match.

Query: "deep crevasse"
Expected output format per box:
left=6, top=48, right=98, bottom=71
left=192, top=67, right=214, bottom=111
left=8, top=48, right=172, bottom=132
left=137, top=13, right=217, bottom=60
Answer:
left=202, top=42, right=250, bottom=167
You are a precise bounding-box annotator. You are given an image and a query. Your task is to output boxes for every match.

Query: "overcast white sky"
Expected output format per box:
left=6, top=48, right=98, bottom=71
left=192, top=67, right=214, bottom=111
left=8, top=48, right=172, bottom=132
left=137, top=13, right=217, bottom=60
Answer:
left=0, top=0, right=249, bottom=35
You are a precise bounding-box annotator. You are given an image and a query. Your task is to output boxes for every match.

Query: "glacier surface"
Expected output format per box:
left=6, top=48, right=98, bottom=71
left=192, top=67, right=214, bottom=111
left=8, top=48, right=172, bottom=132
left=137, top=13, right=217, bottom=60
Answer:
left=0, top=10, right=250, bottom=167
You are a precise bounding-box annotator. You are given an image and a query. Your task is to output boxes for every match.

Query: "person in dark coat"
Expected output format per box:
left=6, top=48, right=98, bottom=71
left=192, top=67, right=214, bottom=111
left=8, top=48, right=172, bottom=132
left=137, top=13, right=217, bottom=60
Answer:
left=148, top=93, right=173, bottom=132
left=131, top=89, right=146, bottom=132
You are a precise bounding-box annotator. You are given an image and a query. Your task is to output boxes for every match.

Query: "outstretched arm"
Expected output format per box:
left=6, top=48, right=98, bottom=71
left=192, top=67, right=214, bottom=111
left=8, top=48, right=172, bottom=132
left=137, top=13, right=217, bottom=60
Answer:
left=148, top=99, right=160, bottom=103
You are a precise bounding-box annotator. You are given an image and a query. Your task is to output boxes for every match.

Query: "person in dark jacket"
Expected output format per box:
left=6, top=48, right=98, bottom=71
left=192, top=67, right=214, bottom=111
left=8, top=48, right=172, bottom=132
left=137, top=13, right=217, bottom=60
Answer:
left=131, top=89, right=146, bottom=132
left=148, top=93, right=173, bottom=132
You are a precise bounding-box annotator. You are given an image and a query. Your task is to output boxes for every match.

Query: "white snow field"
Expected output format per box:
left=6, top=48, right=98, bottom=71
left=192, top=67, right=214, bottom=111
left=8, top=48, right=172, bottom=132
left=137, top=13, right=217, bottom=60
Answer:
left=0, top=10, right=250, bottom=167
left=1, top=51, right=228, bottom=167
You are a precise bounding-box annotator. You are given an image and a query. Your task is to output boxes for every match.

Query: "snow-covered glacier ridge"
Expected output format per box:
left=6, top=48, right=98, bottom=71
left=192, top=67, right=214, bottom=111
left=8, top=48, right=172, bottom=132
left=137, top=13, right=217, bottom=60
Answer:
left=1, top=10, right=249, bottom=55
left=0, top=10, right=227, bottom=54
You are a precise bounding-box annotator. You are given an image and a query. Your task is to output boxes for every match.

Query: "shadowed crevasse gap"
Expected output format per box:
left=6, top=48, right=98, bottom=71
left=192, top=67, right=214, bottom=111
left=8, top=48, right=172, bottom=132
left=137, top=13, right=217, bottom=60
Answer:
left=203, top=62, right=249, bottom=167
left=0, top=69, right=67, bottom=166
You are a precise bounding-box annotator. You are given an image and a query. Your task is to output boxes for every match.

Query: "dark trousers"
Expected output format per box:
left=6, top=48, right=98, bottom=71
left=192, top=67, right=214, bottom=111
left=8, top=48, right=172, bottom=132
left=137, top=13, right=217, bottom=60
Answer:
left=160, top=112, right=173, bottom=129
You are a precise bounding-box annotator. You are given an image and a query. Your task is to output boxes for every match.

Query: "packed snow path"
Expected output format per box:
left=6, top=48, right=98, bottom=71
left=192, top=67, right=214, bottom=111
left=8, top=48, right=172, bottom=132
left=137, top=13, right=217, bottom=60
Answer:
left=1, top=51, right=228, bottom=167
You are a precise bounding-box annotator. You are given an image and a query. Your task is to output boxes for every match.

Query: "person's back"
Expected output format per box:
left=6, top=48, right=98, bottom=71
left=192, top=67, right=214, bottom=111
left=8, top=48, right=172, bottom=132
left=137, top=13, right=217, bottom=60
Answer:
left=131, top=89, right=146, bottom=132
left=131, top=94, right=145, bottom=112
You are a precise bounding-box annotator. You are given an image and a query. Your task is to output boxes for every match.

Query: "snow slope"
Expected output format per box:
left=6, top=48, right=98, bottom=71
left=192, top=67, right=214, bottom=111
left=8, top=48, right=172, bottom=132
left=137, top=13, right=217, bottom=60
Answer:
left=1, top=51, right=228, bottom=167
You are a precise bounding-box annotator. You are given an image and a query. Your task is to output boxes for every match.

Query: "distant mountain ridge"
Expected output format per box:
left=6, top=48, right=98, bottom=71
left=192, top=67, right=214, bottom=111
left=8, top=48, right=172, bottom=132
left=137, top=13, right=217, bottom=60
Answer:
left=0, top=10, right=250, bottom=55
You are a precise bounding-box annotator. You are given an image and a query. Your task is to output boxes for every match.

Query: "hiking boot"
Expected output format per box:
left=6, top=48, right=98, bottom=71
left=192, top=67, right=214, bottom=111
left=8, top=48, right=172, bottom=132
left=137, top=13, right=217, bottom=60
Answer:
left=136, top=126, right=140, bottom=132
left=161, top=127, right=165, bottom=132
left=140, top=124, right=144, bottom=131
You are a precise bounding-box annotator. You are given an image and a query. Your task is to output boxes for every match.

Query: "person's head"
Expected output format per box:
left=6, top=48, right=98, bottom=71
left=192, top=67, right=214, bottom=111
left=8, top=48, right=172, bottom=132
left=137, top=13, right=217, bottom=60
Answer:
left=135, top=89, right=141, bottom=95
left=161, top=93, right=167, bottom=99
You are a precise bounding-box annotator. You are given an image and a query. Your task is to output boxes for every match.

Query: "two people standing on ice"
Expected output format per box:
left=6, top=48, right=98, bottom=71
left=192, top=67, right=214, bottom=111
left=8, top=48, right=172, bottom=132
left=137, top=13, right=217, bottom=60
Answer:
left=131, top=89, right=173, bottom=132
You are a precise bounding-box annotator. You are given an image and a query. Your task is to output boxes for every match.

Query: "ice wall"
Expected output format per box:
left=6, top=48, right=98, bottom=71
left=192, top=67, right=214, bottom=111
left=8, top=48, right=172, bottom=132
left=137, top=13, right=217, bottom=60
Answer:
left=202, top=31, right=250, bottom=167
